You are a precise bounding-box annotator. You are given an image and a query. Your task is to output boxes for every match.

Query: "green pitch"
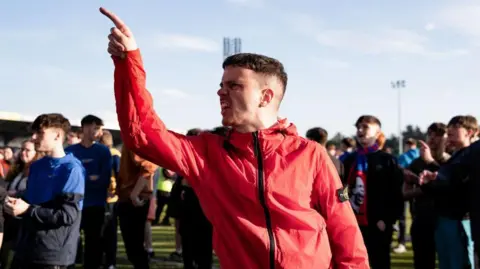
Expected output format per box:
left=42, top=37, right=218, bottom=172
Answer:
left=112, top=225, right=420, bottom=269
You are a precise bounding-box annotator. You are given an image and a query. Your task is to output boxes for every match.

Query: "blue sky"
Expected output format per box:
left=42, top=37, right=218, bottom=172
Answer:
left=1, top=0, right=479, bottom=137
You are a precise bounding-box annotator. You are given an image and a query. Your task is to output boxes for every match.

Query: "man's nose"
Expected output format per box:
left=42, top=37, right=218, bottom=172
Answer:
left=217, top=88, right=227, bottom=96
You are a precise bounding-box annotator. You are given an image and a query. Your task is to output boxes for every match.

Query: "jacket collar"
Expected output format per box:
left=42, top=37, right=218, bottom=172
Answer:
left=224, top=118, right=298, bottom=157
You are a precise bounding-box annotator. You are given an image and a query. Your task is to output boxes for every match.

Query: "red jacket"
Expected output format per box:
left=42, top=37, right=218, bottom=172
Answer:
left=112, top=50, right=369, bottom=269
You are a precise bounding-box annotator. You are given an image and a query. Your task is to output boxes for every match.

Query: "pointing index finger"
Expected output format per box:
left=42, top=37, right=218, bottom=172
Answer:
left=100, top=7, right=127, bottom=31
left=418, top=140, right=428, bottom=148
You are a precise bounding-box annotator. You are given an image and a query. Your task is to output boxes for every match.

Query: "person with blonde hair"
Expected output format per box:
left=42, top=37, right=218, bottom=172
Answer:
left=0, top=139, right=44, bottom=268
left=99, top=130, right=121, bottom=269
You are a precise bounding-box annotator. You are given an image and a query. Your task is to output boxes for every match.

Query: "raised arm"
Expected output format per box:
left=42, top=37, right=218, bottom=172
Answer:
left=100, top=7, right=206, bottom=181
left=311, top=147, right=369, bottom=268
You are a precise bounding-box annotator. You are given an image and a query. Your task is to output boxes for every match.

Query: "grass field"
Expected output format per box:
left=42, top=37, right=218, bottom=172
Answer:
left=112, top=225, right=419, bottom=269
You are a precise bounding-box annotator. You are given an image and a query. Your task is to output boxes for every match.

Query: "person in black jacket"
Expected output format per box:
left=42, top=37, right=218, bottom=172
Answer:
left=343, top=115, right=404, bottom=269
left=178, top=128, right=214, bottom=269
left=420, top=115, right=479, bottom=269
left=305, top=127, right=344, bottom=183
left=403, top=122, right=449, bottom=269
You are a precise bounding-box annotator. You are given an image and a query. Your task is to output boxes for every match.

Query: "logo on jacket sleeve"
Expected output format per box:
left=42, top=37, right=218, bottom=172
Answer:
left=336, top=186, right=349, bottom=202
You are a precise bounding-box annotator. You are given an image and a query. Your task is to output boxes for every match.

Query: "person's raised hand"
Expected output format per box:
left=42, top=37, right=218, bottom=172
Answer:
left=419, top=140, right=434, bottom=164
left=99, top=7, right=138, bottom=57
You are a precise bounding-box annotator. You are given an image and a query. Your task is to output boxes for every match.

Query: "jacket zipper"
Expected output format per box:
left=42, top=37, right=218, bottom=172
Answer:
left=253, top=132, right=276, bottom=269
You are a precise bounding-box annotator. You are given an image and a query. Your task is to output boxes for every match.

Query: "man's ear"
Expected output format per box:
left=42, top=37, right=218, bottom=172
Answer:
left=260, top=88, right=274, bottom=107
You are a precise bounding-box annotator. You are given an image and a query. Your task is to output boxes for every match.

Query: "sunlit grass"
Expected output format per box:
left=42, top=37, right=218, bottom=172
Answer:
left=109, top=224, right=419, bottom=269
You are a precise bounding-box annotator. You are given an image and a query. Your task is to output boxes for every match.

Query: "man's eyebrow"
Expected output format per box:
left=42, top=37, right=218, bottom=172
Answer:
left=219, top=80, right=240, bottom=87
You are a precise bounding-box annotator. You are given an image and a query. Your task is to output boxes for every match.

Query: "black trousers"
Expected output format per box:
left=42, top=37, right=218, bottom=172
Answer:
left=81, top=206, right=105, bottom=269
left=397, top=201, right=407, bottom=245
left=101, top=202, right=118, bottom=267
left=179, top=188, right=213, bottom=269
left=118, top=201, right=150, bottom=269
left=360, top=224, right=393, bottom=269
left=411, top=214, right=436, bottom=269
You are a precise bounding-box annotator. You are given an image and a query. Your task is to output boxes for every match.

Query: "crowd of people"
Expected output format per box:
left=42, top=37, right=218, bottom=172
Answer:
left=0, top=6, right=478, bottom=269
left=0, top=112, right=478, bottom=269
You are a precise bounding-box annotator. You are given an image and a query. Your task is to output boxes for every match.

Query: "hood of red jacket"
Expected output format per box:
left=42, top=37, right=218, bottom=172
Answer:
left=225, top=118, right=299, bottom=157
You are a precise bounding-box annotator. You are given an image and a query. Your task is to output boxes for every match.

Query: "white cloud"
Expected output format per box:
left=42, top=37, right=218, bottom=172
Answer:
left=315, top=59, right=351, bottom=70
left=154, top=34, right=220, bottom=52
left=314, top=28, right=469, bottom=59
left=158, top=88, right=190, bottom=99
left=0, top=29, right=56, bottom=45
left=285, top=13, right=321, bottom=36
left=226, top=0, right=264, bottom=8
left=437, top=4, right=480, bottom=37
left=286, top=13, right=469, bottom=60
left=316, top=29, right=427, bottom=55
left=424, top=23, right=436, bottom=31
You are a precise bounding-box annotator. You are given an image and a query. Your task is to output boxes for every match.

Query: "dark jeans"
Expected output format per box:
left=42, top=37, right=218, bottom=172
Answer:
left=397, top=201, right=407, bottom=245
left=360, top=224, right=393, bottom=269
left=118, top=200, right=150, bottom=269
left=411, top=214, right=437, bottom=269
left=81, top=206, right=106, bottom=269
left=101, top=202, right=118, bottom=267
left=180, top=187, right=213, bottom=269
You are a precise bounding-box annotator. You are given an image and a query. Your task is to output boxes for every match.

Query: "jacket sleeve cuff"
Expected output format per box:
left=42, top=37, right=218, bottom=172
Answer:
left=24, top=205, right=37, bottom=218
left=111, top=49, right=141, bottom=63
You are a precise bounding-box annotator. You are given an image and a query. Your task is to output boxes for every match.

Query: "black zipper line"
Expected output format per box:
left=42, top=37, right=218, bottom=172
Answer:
left=253, top=132, right=276, bottom=269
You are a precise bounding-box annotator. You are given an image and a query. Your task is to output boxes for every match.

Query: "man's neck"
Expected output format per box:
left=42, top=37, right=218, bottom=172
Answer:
left=81, top=139, right=95, bottom=148
left=456, top=140, right=470, bottom=150
left=360, top=141, right=375, bottom=148
left=46, top=146, right=66, bottom=158
left=234, top=116, right=278, bottom=133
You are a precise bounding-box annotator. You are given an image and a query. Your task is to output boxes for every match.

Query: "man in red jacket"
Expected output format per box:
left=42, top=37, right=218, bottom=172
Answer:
left=100, top=7, right=369, bottom=269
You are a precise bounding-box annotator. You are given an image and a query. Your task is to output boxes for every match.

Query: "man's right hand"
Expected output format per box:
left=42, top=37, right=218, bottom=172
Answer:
left=419, top=140, right=435, bottom=164
left=419, top=170, right=438, bottom=185
left=99, top=7, right=138, bottom=57
left=130, top=193, right=145, bottom=207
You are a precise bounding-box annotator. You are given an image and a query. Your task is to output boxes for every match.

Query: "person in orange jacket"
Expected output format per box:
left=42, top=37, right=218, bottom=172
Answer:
left=100, top=7, right=369, bottom=269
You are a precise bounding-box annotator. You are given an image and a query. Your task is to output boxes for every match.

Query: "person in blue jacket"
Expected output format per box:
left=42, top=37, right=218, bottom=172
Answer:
left=5, top=113, right=85, bottom=269
left=65, top=114, right=112, bottom=269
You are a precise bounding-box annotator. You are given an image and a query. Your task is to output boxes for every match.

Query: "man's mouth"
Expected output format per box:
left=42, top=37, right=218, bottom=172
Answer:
left=220, top=100, right=230, bottom=112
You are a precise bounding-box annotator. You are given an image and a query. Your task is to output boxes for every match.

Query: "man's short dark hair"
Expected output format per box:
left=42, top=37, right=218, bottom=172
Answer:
left=306, top=127, right=328, bottom=146
left=186, top=128, right=202, bottom=137
left=211, top=126, right=229, bottom=137
left=405, top=138, right=417, bottom=146
left=341, top=137, right=356, bottom=148
left=448, top=115, right=478, bottom=133
left=81, top=115, right=104, bottom=127
left=427, top=122, right=447, bottom=137
left=355, top=115, right=382, bottom=128
left=31, top=113, right=71, bottom=135
left=222, top=53, right=288, bottom=97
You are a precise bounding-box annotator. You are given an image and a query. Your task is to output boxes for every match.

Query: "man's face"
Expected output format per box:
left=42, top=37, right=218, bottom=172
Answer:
left=20, top=141, right=36, bottom=163
left=447, top=126, right=471, bottom=149
left=427, top=132, right=447, bottom=158
left=67, top=132, right=81, bottom=145
left=3, top=147, right=13, bottom=161
left=356, top=122, right=380, bottom=146
left=218, top=67, right=264, bottom=128
left=32, top=128, right=62, bottom=152
left=327, top=145, right=336, bottom=156
left=82, top=123, right=104, bottom=142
